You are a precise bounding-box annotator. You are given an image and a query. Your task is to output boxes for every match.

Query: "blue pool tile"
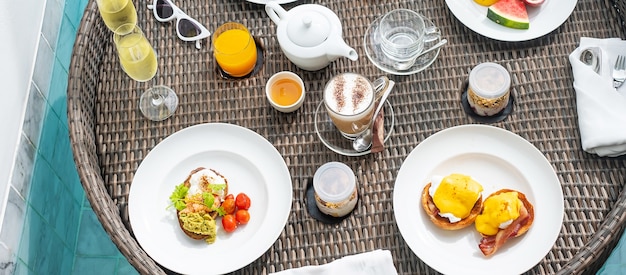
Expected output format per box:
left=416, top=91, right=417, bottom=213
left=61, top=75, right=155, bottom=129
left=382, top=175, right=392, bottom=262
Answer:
left=38, top=108, right=61, bottom=162
left=18, top=206, right=45, bottom=271
left=76, top=209, right=120, bottom=257
left=598, top=231, right=626, bottom=274
left=33, top=228, right=73, bottom=274
left=13, top=259, right=30, bottom=275
left=29, top=158, right=63, bottom=226
left=68, top=169, right=85, bottom=204
left=72, top=256, right=118, bottom=275
left=117, top=256, right=139, bottom=275
left=64, top=0, right=89, bottom=28
left=52, top=188, right=81, bottom=248
left=51, top=127, right=71, bottom=174
left=57, top=15, right=77, bottom=71
left=49, top=58, right=69, bottom=118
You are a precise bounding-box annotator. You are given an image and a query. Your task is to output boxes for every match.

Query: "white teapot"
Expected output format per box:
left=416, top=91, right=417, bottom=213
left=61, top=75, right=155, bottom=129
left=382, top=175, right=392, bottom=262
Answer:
left=265, top=1, right=358, bottom=71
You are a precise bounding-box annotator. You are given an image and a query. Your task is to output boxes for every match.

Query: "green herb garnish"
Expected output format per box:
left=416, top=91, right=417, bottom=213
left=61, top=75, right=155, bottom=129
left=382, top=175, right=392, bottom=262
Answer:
left=208, top=183, right=227, bottom=193
left=202, top=192, right=214, bottom=208
left=169, top=183, right=188, bottom=211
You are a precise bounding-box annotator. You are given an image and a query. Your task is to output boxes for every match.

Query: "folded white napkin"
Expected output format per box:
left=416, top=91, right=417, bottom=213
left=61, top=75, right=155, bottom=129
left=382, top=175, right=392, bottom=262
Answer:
left=271, top=249, right=398, bottom=275
left=569, top=37, right=626, bottom=157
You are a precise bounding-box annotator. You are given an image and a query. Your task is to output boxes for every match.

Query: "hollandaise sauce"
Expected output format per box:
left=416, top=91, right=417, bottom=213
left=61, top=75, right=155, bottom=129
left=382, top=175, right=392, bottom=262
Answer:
left=431, top=174, right=483, bottom=222
left=475, top=192, right=521, bottom=236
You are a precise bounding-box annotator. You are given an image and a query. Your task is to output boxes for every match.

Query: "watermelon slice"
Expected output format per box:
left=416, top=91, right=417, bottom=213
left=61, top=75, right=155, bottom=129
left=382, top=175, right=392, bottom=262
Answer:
left=487, top=0, right=530, bottom=30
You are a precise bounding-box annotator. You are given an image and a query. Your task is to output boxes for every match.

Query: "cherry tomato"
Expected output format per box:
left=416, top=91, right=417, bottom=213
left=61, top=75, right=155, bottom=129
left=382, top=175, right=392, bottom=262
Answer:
left=222, top=214, right=237, bottom=233
left=225, top=194, right=234, bottom=201
left=235, top=209, right=250, bottom=224
left=221, top=198, right=236, bottom=215
left=235, top=193, right=251, bottom=210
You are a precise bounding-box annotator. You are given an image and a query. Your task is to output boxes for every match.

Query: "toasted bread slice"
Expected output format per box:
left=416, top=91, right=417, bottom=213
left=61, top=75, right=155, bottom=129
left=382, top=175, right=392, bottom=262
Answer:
left=177, top=167, right=228, bottom=240
left=421, top=182, right=483, bottom=230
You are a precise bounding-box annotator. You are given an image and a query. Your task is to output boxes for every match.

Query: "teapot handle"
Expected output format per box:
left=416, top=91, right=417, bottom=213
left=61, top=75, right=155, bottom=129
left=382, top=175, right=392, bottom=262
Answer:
left=265, top=1, right=288, bottom=25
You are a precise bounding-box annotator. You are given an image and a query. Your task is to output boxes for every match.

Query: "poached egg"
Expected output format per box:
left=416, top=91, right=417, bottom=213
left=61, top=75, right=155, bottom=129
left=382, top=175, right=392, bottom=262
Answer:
left=187, top=168, right=227, bottom=198
left=475, top=191, right=521, bottom=235
left=429, top=174, right=483, bottom=223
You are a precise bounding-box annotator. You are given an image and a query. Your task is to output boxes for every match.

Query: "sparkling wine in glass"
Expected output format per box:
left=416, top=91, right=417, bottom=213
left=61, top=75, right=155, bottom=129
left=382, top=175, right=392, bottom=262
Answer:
left=114, top=24, right=178, bottom=121
left=96, top=0, right=138, bottom=34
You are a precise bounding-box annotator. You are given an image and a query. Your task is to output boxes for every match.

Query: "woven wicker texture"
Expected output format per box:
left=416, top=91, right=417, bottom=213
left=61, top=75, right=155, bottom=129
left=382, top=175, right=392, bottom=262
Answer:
left=68, top=0, right=626, bottom=274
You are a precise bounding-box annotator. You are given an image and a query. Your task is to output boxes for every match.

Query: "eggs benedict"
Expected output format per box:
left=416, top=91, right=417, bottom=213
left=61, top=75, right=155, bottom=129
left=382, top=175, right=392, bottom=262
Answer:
left=169, top=167, right=229, bottom=243
left=475, top=189, right=534, bottom=256
left=421, top=173, right=484, bottom=230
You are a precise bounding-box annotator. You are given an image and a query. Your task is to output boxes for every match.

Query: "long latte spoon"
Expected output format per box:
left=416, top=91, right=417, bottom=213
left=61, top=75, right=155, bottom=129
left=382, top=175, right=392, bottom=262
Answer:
left=352, top=81, right=395, bottom=152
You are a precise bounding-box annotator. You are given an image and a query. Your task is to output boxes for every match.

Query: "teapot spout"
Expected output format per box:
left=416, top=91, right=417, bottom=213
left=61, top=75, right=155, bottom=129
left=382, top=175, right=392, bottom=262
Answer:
left=327, top=39, right=359, bottom=62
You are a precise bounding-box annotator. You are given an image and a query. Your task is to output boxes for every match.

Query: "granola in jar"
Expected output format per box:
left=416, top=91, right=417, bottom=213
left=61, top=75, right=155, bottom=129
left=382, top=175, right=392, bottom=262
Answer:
left=467, top=63, right=511, bottom=116
left=313, top=162, right=358, bottom=217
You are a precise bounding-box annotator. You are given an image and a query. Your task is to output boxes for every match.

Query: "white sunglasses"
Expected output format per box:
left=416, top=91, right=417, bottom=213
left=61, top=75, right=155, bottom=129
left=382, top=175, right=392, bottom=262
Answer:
left=147, top=0, right=211, bottom=49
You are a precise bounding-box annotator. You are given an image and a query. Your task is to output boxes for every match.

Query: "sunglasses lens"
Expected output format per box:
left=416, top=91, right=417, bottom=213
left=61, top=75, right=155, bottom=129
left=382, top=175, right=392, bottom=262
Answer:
left=155, top=0, right=174, bottom=19
left=178, top=19, right=202, bottom=38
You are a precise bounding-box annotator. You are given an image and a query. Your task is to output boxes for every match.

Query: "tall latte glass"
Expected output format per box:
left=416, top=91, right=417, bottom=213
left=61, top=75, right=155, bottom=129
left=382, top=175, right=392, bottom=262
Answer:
left=323, top=73, right=389, bottom=139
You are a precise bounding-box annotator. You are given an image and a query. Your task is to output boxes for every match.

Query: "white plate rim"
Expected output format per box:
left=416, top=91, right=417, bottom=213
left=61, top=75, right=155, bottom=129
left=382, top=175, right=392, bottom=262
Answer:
left=393, top=124, right=564, bottom=275
left=128, top=123, right=292, bottom=274
left=445, top=0, right=578, bottom=41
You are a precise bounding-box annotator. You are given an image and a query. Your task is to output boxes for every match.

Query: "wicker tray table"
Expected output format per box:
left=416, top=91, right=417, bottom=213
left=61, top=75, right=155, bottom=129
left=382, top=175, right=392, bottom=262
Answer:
left=68, top=0, right=626, bottom=274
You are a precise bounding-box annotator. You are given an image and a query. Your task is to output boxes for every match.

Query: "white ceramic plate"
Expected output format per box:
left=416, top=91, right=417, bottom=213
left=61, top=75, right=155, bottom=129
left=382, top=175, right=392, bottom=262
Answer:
left=128, top=123, right=292, bottom=274
left=445, top=0, right=577, bottom=41
left=393, top=125, right=563, bottom=275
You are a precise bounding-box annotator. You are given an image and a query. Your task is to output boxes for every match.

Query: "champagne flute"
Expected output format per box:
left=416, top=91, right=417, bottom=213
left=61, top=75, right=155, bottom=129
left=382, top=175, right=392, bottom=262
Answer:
left=96, top=0, right=138, bottom=34
left=114, top=23, right=178, bottom=121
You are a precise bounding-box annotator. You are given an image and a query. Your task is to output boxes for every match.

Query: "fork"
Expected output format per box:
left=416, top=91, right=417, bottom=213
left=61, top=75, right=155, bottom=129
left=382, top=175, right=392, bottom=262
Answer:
left=613, top=55, right=626, bottom=88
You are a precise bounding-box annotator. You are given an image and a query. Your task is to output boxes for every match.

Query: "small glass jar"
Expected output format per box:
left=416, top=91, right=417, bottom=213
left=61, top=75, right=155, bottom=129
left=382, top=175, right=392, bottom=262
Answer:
left=467, top=62, right=511, bottom=116
left=313, top=162, right=358, bottom=217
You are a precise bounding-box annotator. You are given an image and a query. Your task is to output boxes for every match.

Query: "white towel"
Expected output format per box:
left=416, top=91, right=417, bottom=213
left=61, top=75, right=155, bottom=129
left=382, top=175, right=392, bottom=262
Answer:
left=271, top=249, right=398, bottom=275
left=568, top=37, right=626, bottom=157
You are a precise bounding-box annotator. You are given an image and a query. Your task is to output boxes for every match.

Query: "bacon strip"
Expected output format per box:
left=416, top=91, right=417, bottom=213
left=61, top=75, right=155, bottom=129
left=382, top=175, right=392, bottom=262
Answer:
left=479, top=203, right=530, bottom=256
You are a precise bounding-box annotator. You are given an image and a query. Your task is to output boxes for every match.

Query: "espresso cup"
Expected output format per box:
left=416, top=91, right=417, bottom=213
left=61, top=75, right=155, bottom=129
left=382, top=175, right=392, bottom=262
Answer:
left=323, top=73, right=390, bottom=139
left=378, top=9, right=440, bottom=70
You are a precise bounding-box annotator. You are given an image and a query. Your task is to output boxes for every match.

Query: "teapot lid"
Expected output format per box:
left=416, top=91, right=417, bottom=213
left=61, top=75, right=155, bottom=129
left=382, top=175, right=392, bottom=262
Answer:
left=287, top=10, right=330, bottom=47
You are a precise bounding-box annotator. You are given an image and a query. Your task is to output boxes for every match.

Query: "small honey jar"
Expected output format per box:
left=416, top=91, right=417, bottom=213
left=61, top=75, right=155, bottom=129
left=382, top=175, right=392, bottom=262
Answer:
left=313, top=162, right=358, bottom=217
left=467, top=62, right=511, bottom=116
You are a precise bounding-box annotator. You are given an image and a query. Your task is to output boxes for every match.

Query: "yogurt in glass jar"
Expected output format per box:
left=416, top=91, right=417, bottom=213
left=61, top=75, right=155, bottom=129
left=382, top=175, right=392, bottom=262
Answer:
left=467, top=62, right=511, bottom=116
left=313, top=162, right=358, bottom=217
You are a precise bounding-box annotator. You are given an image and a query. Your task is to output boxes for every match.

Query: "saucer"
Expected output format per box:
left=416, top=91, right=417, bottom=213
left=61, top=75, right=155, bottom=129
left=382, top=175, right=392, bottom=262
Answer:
left=314, top=100, right=395, bottom=156
left=364, top=15, right=442, bottom=75
left=459, top=81, right=515, bottom=123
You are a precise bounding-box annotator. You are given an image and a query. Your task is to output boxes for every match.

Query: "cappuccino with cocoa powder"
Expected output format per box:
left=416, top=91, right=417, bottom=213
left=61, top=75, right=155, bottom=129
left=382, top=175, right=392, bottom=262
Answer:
left=323, top=73, right=376, bottom=138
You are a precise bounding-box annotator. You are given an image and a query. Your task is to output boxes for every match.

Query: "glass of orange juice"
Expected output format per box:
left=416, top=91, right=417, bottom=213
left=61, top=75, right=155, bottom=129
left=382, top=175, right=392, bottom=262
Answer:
left=212, top=22, right=258, bottom=77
